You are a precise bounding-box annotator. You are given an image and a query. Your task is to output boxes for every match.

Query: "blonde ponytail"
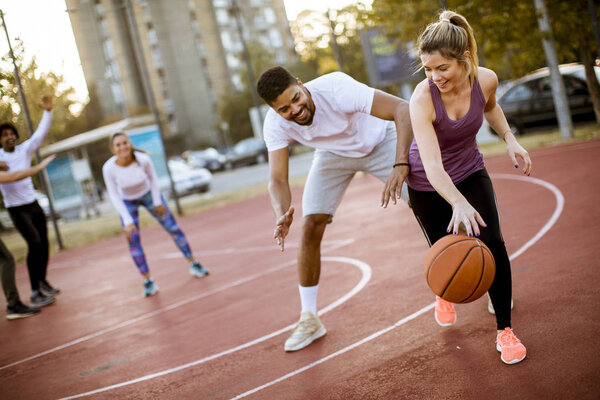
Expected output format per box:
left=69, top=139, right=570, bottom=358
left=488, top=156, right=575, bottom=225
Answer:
left=417, top=10, right=479, bottom=84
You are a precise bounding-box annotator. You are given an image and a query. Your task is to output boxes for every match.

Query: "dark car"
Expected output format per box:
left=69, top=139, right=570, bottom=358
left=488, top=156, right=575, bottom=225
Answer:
left=493, top=63, right=599, bottom=135
left=224, top=137, right=268, bottom=169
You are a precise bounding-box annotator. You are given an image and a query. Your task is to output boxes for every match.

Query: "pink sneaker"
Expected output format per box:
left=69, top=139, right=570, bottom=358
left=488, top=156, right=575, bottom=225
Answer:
left=496, top=328, right=527, bottom=364
left=434, top=296, right=456, bottom=327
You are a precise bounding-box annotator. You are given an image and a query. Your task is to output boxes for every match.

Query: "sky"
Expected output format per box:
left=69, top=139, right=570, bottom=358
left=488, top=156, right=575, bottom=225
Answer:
left=0, top=0, right=372, bottom=104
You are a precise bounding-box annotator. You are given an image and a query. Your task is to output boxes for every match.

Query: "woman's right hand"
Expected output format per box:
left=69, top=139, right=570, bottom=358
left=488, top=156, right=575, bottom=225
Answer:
left=124, top=223, right=138, bottom=241
left=448, top=198, right=487, bottom=237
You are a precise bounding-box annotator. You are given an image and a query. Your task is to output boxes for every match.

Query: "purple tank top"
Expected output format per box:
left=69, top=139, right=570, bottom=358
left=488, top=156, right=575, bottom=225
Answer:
left=407, top=78, right=486, bottom=191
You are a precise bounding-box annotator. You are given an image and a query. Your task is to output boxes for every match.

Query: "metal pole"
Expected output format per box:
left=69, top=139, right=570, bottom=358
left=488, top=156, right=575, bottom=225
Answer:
left=327, top=9, right=344, bottom=71
left=231, top=0, right=263, bottom=129
left=0, top=9, right=63, bottom=249
left=122, top=0, right=182, bottom=215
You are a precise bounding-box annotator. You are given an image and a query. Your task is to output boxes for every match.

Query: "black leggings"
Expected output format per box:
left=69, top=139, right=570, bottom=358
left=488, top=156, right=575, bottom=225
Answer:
left=408, top=169, right=512, bottom=330
left=8, top=201, right=49, bottom=292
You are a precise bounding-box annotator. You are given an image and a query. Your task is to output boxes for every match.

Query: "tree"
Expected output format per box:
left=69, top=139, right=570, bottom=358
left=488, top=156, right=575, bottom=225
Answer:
left=291, top=4, right=370, bottom=83
left=370, top=0, right=600, bottom=124
left=0, top=39, right=88, bottom=144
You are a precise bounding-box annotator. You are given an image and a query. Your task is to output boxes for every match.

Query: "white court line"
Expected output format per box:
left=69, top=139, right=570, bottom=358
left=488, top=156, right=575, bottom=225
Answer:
left=0, top=239, right=353, bottom=371
left=60, top=174, right=563, bottom=400
left=230, top=174, right=564, bottom=399
left=58, top=257, right=372, bottom=400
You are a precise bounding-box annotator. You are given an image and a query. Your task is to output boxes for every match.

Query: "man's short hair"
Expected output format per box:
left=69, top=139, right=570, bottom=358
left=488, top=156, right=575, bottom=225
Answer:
left=256, top=66, right=297, bottom=104
left=0, top=123, right=19, bottom=141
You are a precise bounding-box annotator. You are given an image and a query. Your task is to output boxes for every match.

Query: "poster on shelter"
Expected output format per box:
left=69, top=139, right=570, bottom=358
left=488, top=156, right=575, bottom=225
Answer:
left=45, top=154, right=82, bottom=213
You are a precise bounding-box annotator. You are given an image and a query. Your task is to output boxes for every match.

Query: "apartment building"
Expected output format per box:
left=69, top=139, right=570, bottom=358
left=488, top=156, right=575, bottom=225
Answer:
left=66, top=0, right=296, bottom=147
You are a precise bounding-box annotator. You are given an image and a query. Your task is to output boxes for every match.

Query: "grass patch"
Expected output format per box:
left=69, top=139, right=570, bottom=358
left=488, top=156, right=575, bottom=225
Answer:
left=1, top=123, right=598, bottom=264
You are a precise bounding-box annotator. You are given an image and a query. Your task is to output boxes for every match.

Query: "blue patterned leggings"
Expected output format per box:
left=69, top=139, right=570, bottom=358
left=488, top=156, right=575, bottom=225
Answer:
left=122, top=191, right=193, bottom=276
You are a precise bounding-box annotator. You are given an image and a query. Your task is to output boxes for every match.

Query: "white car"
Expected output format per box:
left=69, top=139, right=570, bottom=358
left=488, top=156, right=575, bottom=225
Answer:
left=167, top=159, right=212, bottom=195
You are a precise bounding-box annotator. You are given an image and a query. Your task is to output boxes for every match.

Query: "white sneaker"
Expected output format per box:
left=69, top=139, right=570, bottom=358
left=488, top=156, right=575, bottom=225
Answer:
left=488, top=295, right=514, bottom=314
left=284, top=311, right=327, bottom=352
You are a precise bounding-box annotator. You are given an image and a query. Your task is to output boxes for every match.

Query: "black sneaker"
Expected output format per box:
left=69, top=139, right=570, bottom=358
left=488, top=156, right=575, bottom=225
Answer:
left=30, top=291, right=55, bottom=308
left=6, top=302, right=41, bottom=320
left=40, top=281, right=60, bottom=295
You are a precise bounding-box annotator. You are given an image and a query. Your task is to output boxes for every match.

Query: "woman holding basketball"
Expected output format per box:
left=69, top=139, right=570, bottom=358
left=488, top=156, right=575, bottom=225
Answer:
left=102, top=132, right=209, bottom=297
left=405, top=11, right=531, bottom=364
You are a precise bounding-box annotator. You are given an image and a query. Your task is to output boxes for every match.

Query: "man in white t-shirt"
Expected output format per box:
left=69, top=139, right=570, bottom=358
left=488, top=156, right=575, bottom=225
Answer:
left=0, top=95, right=58, bottom=308
left=256, top=67, right=413, bottom=351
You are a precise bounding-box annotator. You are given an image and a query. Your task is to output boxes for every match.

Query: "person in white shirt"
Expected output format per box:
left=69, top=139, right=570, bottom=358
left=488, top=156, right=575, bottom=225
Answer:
left=256, top=67, right=413, bottom=351
left=0, top=155, right=55, bottom=319
left=102, top=132, right=209, bottom=297
left=0, top=95, right=58, bottom=308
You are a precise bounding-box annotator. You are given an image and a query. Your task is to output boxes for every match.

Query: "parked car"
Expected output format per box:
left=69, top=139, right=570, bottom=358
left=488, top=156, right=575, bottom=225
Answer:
left=184, top=148, right=226, bottom=172
left=493, top=63, right=599, bottom=135
left=167, top=159, right=212, bottom=195
left=224, top=137, right=268, bottom=169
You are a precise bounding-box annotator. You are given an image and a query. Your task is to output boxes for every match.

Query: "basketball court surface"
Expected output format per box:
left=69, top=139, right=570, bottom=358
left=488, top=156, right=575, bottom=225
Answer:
left=1, top=140, right=599, bottom=399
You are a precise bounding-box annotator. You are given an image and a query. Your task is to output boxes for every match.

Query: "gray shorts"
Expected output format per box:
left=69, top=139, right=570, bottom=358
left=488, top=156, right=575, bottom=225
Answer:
left=302, top=122, right=407, bottom=218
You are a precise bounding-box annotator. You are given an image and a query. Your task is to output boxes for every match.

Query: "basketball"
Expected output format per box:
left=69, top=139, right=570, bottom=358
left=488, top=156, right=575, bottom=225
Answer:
left=424, top=234, right=496, bottom=303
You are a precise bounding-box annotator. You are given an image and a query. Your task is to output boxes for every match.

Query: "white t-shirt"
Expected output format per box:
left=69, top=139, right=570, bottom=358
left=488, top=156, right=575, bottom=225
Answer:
left=102, top=152, right=161, bottom=226
left=0, top=110, right=52, bottom=207
left=263, top=72, right=387, bottom=158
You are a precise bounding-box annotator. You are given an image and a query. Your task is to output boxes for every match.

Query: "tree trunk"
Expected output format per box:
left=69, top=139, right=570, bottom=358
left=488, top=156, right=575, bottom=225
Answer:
left=578, top=27, right=600, bottom=124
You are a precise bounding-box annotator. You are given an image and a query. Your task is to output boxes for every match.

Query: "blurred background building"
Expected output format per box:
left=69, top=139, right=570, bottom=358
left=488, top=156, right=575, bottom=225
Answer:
left=65, top=0, right=296, bottom=148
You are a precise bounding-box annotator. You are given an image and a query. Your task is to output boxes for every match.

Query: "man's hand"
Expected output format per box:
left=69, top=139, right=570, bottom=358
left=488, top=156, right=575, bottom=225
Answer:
left=39, top=154, right=56, bottom=169
left=38, top=95, right=54, bottom=111
left=381, top=165, right=409, bottom=208
left=274, top=206, right=294, bottom=251
left=0, top=161, right=8, bottom=172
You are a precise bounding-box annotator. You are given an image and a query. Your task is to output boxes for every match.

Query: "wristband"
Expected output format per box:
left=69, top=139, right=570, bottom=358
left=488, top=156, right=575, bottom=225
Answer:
left=393, top=162, right=410, bottom=168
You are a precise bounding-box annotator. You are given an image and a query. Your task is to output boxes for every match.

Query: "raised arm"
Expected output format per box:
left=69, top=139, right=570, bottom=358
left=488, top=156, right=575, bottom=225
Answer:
left=410, top=82, right=486, bottom=237
left=480, top=68, right=532, bottom=176
left=370, top=90, right=413, bottom=207
left=268, top=147, right=294, bottom=251
left=0, top=155, right=55, bottom=184
left=25, top=95, right=54, bottom=154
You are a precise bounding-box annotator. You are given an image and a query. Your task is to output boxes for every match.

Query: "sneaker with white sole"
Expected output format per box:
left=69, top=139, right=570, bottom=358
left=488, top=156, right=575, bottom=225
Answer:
left=434, top=296, right=456, bottom=327
left=496, top=327, right=527, bottom=364
left=190, top=261, right=210, bottom=278
left=143, top=278, right=158, bottom=297
left=284, top=311, right=327, bottom=352
left=40, top=281, right=60, bottom=296
left=6, top=302, right=41, bottom=320
left=488, top=295, right=514, bottom=314
left=30, top=291, right=55, bottom=308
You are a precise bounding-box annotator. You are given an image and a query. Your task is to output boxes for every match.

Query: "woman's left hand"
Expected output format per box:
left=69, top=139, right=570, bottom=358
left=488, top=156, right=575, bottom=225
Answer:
left=154, top=204, right=167, bottom=217
left=505, top=135, right=532, bottom=176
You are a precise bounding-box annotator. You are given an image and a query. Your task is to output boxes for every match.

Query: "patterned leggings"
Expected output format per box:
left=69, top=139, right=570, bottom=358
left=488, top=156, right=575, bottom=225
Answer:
left=122, top=191, right=193, bottom=276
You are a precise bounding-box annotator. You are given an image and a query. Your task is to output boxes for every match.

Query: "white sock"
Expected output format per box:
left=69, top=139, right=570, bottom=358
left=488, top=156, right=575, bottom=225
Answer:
left=299, top=284, right=318, bottom=315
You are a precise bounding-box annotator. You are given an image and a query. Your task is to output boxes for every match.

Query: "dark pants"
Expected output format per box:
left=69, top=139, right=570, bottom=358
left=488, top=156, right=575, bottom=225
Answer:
left=408, top=169, right=513, bottom=330
left=8, top=201, right=49, bottom=292
left=0, top=239, right=20, bottom=307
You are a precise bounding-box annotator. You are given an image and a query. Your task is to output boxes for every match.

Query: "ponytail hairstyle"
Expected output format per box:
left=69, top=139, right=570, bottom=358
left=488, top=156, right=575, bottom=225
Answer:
left=109, top=132, right=148, bottom=164
left=417, top=10, right=479, bottom=85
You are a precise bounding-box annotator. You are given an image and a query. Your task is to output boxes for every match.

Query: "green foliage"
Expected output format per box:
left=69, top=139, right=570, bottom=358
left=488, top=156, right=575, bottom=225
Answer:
left=291, top=4, right=370, bottom=83
left=0, top=39, right=88, bottom=144
left=370, top=0, right=599, bottom=81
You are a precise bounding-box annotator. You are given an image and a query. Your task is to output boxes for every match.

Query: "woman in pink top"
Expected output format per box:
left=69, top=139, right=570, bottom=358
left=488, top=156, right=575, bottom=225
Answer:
left=407, top=11, right=532, bottom=364
left=102, top=132, right=209, bottom=297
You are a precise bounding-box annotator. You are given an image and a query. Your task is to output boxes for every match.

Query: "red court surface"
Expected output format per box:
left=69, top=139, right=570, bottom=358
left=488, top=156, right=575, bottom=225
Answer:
left=1, top=140, right=599, bottom=400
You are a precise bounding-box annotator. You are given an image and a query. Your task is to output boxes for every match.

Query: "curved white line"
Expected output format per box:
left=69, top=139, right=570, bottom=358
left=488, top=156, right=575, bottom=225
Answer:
left=58, top=257, right=372, bottom=400
left=491, top=174, right=564, bottom=261
left=2, top=240, right=355, bottom=371
left=231, top=174, right=564, bottom=399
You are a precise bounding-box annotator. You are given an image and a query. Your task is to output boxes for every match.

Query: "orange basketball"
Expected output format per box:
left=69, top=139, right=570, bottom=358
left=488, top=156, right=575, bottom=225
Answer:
left=424, top=234, right=496, bottom=303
